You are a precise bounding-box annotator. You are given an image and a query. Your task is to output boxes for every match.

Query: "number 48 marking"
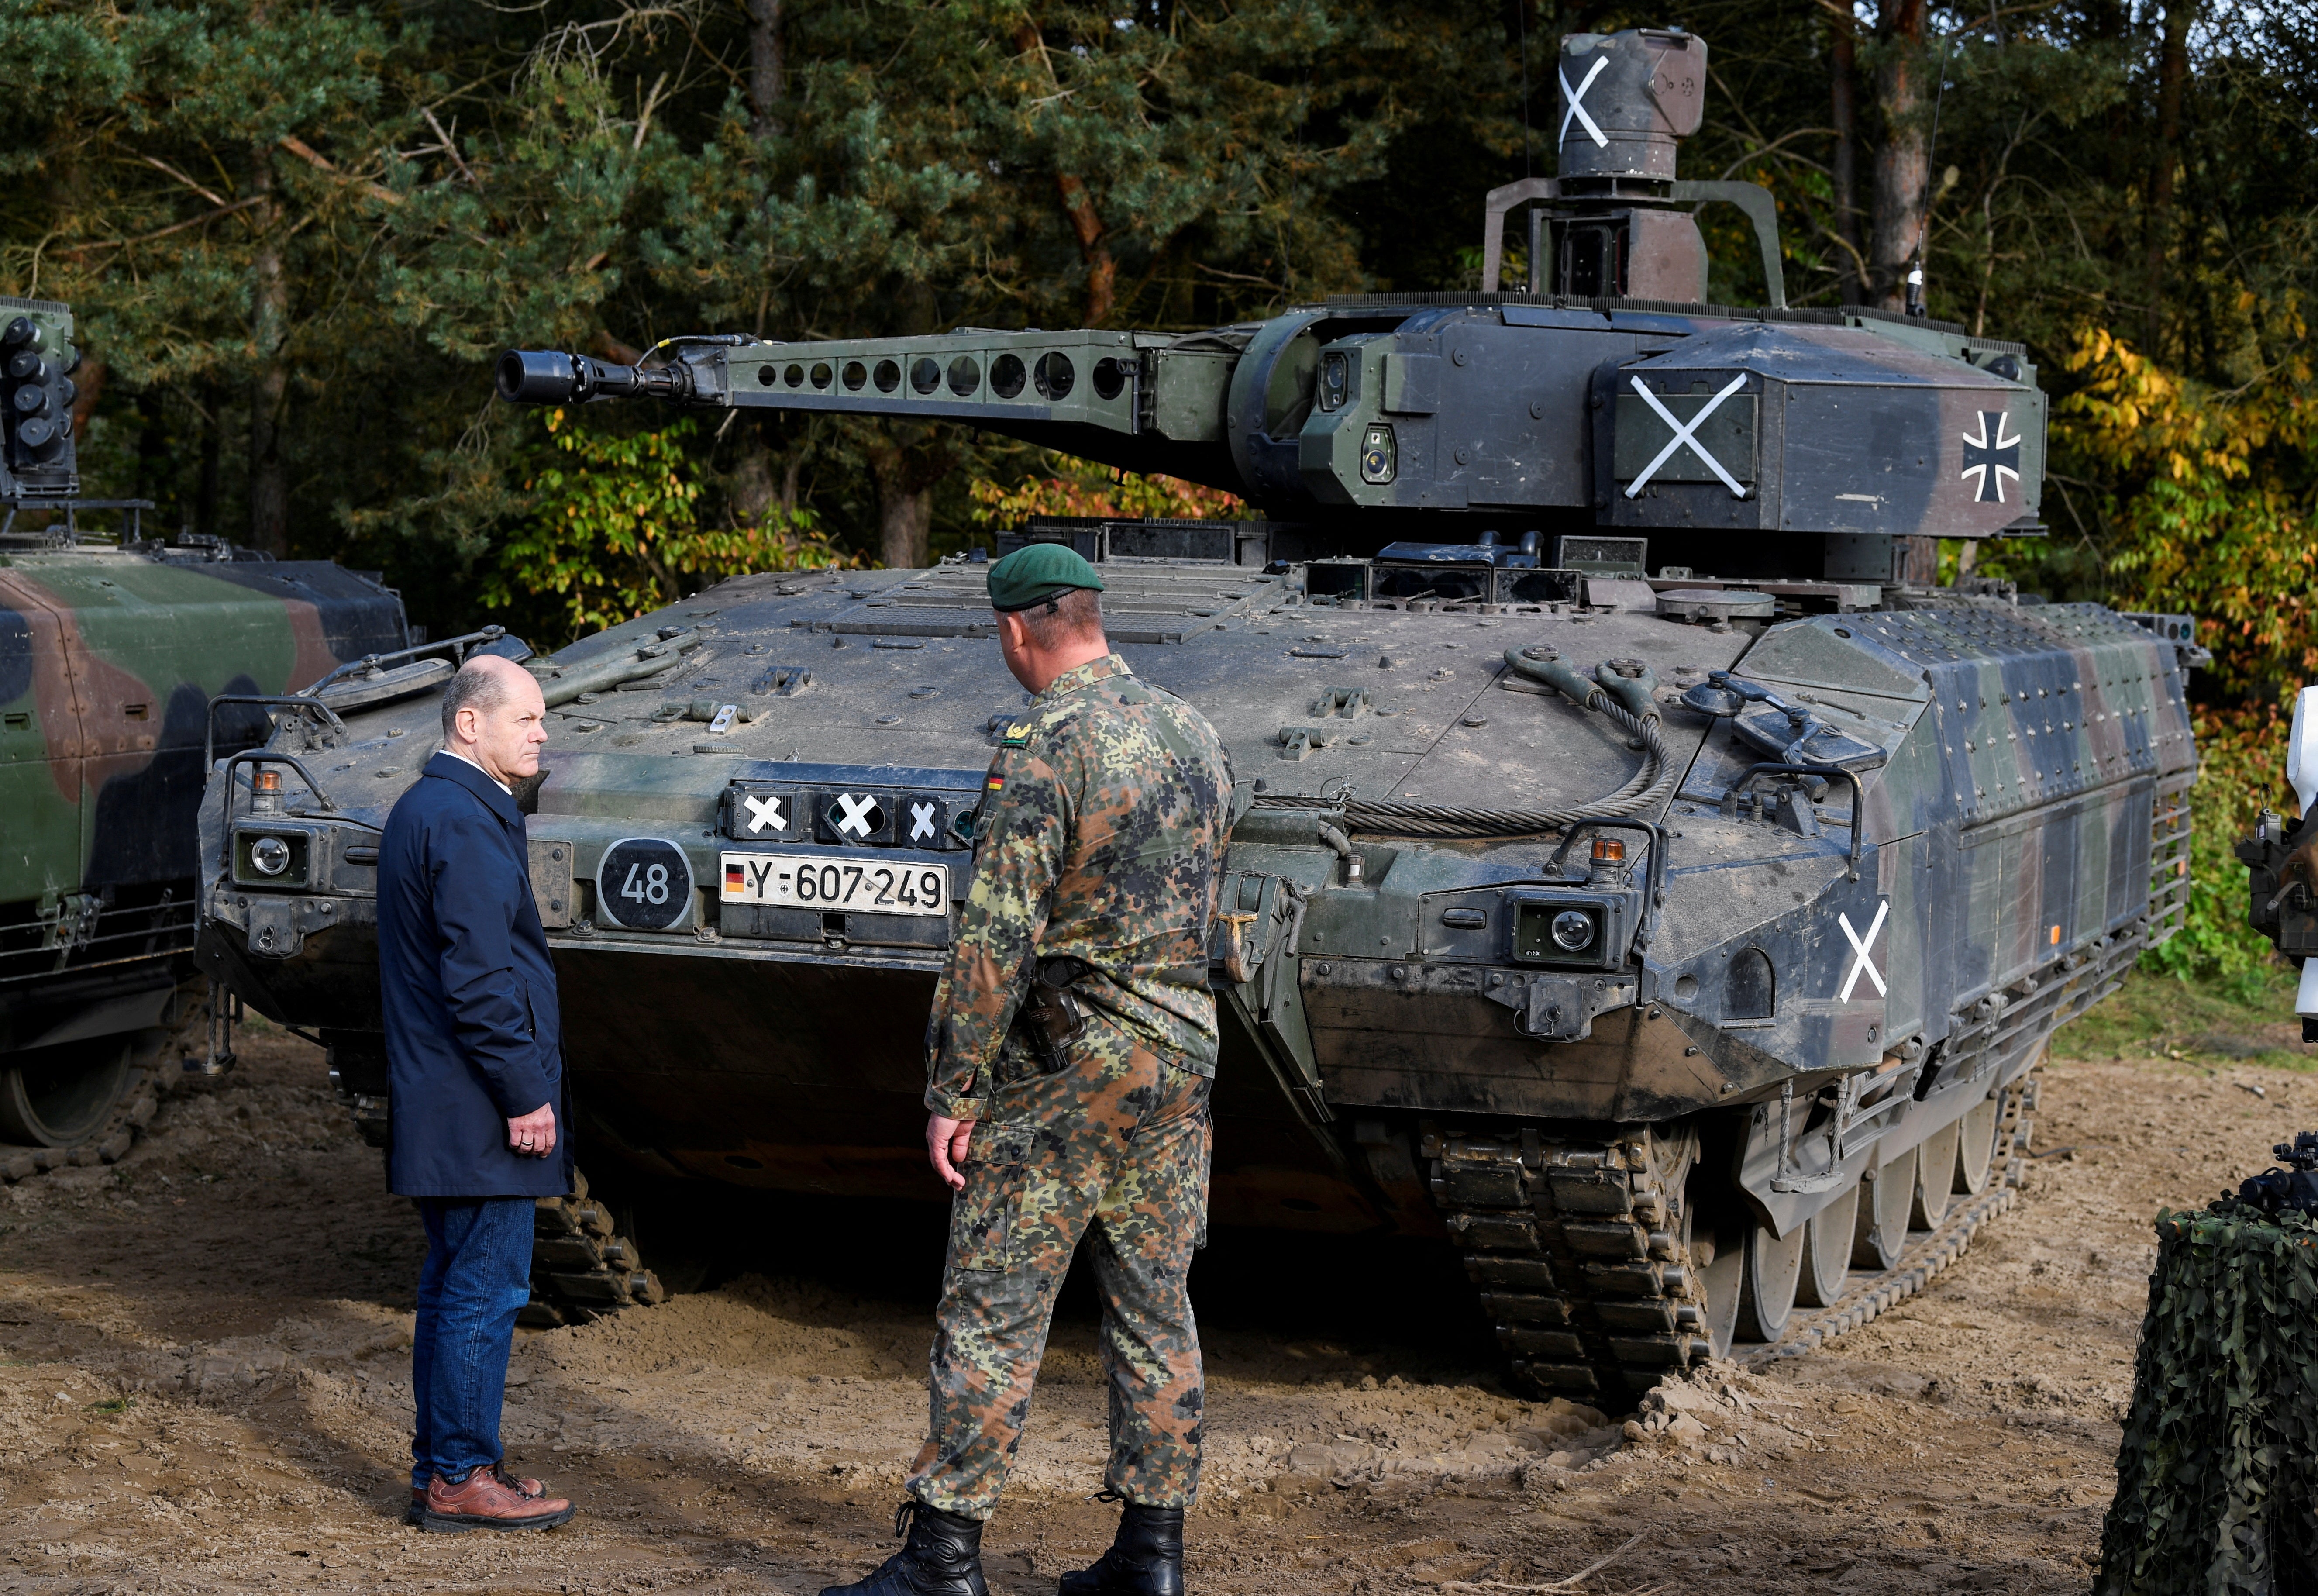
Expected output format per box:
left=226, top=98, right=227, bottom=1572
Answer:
left=621, top=862, right=671, bottom=905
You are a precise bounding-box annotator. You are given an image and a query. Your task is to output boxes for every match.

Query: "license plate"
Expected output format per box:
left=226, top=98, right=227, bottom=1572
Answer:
left=720, top=851, right=950, bottom=916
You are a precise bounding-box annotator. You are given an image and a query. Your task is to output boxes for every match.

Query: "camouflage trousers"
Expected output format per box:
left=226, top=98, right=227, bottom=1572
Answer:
left=907, top=1032, right=1212, bottom=1520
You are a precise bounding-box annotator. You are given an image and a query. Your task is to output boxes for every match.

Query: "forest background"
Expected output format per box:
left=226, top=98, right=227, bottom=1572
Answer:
left=2, top=0, right=2312, bottom=979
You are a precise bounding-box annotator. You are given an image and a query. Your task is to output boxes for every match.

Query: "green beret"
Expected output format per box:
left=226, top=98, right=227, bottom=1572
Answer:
left=986, top=543, right=1106, bottom=612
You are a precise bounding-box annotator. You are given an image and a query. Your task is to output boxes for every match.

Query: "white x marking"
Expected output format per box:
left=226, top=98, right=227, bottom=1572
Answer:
left=1559, top=56, right=1610, bottom=150
left=909, top=800, right=937, bottom=843
left=743, top=793, right=785, bottom=834
left=1838, top=900, right=1891, bottom=1003
left=834, top=793, right=880, bottom=838
left=1625, top=374, right=1750, bottom=500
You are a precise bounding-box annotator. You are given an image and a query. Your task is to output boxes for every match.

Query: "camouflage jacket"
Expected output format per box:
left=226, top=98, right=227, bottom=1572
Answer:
left=925, top=654, right=1232, bottom=1120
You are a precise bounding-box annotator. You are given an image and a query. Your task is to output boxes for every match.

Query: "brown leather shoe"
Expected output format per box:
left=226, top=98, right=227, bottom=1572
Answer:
left=418, top=1468, right=574, bottom=1533
left=409, top=1468, right=542, bottom=1523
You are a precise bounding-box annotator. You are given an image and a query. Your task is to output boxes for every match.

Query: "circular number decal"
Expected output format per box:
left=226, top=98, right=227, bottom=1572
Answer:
left=596, top=837, right=693, bottom=931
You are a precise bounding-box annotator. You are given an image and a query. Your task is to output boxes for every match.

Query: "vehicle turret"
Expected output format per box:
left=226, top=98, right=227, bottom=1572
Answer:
left=496, top=28, right=2045, bottom=582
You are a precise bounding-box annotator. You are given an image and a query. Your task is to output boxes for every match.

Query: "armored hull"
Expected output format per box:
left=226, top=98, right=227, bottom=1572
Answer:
left=1, top=534, right=409, bottom=1167
left=195, top=24, right=2201, bottom=1396
left=196, top=552, right=2194, bottom=1395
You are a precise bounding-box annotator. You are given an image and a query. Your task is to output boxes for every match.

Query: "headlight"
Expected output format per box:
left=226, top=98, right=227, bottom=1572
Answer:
left=1506, top=892, right=1627, bottom=969
left=1319, top=352, right=1350, bottom=412
left=1360, top=423, right=1397, bottom=484
left=232, top=827, right=313, bottom=887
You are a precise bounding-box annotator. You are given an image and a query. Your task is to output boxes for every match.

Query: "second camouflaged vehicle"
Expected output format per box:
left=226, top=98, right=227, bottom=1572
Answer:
left=198, top=28, right=2198, bottom=1398
left=1, top=295, right=409, bottom=1181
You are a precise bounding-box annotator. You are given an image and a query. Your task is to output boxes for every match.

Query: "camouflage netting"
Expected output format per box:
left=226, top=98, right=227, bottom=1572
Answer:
left=2100, top=1203, right=2318, bottom=1594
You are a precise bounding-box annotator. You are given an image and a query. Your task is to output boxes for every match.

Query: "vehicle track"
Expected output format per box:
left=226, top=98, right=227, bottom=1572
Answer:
left=0, top=974, right=205, bottom=1187
left=0, top=1065, right=158, bottom=1184
left=519, top=1172, right=667, bottom=1327
left=1432, top=1072, right=2042, bottom=1399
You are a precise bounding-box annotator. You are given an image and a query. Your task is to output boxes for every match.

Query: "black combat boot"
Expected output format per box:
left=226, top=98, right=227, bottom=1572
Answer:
left=1057, top=1501, right=1185, bottom=1596
left=819, top=1499, right=989, bottom=1596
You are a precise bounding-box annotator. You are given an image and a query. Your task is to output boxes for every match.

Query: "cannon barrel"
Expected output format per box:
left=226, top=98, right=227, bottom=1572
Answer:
left=497, top=325, right=1250, bottom=497
left=496, top=349, right=699, bottom=406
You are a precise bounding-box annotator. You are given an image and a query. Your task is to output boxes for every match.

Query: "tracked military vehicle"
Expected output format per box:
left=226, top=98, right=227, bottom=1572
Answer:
left=0, top=296, right=410, bottom=1181
left=198, top=28, right=2198, bottom=1398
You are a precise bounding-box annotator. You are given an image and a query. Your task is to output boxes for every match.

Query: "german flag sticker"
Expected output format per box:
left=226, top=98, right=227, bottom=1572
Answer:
left=725, top=862, right=746, bottom=893
left=986, top=773, right=1006, bottom=793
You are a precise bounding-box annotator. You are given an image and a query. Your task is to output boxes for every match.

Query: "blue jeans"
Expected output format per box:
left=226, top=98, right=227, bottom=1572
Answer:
left=410, top=1196, right=534, bottom=1491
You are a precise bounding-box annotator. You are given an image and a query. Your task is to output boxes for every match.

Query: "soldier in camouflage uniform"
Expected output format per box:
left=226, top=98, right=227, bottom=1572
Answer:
left=824, top=545, right=1230, bottom=1596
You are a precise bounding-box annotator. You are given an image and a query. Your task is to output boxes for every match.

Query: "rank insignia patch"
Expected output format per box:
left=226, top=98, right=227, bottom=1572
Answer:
left=1000, top=722, right=1032, bottom=748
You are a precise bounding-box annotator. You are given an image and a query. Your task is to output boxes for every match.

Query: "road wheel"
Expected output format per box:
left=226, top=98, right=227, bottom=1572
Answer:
left=1852, top=1143, right=1916, bottom=1271
left=1955, top=1088, right=2001, bottom=1194
left=1682, top=1182, right=1748, bottom=1360
left=1913, top=1122, right=1961, bottom=1228
left=0, top=1037, right=134, bottom=1147
left=1736, top=1216, right=1805, bottom=1343
left=1796, top=1179, right=1860, bottom=1307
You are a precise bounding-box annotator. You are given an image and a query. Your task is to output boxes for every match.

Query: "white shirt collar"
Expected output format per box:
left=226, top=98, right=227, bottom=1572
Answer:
left=444, top=746, right=512, bottom=795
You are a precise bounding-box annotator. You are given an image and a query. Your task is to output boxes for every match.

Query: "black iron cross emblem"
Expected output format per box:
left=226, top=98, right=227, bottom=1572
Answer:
left=1960, top=410, right=2022, bottom=503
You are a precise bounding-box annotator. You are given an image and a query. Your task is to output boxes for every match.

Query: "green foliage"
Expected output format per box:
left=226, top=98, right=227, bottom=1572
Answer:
left=967, top=452, right=1247, bottom=527
left=2134, top=712, right=2292, bottom=986
left=483, top=410, right=851, bottom=647
left=2100, top=1203, right=2318, bottom=1593
left=2053, top=320, right=2318, bottom=705
left=2066, top=963, right=2305, bottom=1069
left=4, top=0, right=2316, bottom=690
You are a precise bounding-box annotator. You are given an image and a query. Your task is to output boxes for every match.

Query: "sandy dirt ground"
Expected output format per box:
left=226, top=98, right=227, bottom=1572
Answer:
left=2, top=1015, right=2309, bottom=1595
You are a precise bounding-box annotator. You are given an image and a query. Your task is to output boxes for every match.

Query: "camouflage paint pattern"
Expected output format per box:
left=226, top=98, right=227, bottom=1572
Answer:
left=2, top=542, right=405, bottom=1097
left=0, top=546, right=403, bottom=908
left=924, top=653, right=1233, bottom=1121
left=910, top=1030, right=1212, bottom=1519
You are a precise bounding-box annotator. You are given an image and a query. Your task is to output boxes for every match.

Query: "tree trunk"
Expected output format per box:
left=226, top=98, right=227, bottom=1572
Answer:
left=1830, top=14, right=1863, bottom=304
left=2082, top=0, right=2135, bottom=190
left=1056, top=172, right=1116, bottom=324
left=1013, top=19, right=1116, bottom=324
left=196, top=385, right=221, bottom=542
left=2145, top=0, right=2196, bottom=352
left=134, top=390, right=167, bottom=514
left=246, top=141, right=289, bottom=555
left=878, top=483, right=932, bottom=570
left=731, top=424, right=775, bottom=527
left=865, top=430, right=948, bottom=570
left=1869, top=0, right=1929, bottom=312
left=68, top=359, right=104, bottom=441
left=1897, top=534, right=1940, bottom=587
left=748, top=0, right=784, bottom=139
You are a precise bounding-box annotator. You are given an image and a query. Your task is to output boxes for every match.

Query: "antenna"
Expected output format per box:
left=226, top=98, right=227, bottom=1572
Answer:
left=1905, top=34, right=1954, bottom=318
